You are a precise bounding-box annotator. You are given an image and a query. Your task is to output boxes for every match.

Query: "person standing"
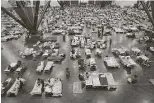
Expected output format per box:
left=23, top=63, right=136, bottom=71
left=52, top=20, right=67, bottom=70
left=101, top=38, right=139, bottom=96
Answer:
left=63, top=33, right=66, bottom=42
left=109, top=38, right=112, bottom=47
left=20, top=80, right=23, bottom=89
left=101, top=24, right=104, bottom=38
left=41, top=79, right=44, bottom=92
left=98, top=29, right=100, bottom=37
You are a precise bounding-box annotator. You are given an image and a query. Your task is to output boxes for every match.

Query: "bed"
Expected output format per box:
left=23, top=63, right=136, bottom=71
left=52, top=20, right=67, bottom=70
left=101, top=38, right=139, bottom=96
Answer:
left=23, top=48, right=34, bottom=56
left=89, top=58, right=97, bottom=71
left=89, top=58, right=96, bottom=66
left=114, top=28, right=125, bottom=33
left=85, top=76, right=93, bottom=88
left=70, top=51, right=77, bottom=59
left=89, top=42, right=95, bottom=49
left=112, top=48, right=125, bottom=56
left=52, top=79, right=62, bottom=97
left=127, top=57, right=136, bottom=66
left=4, top=61, right=21, bottom=73
left=119, top=56, right=136, bottom=68
left=42, top=50, right=49, bottom=58
left=44, top=78, right=55, bottom=96
left=105, top=73, right=116, bottom=90
left=52, top=29, right=63, bottom=35
left=30, top=80, right=43, bottom=96
left=137, top=55, right=149, bottom=62
left=1, top=78, right=13, bottom=96
left=95, top=48, right=102, bottom=56
left=131, top=47, right=141, bottom=55
left=16, top=66, right=26, bottom=73
left=36, top=61, right=45, bottom=73
left=44, top=61, right=54, bottom=73
left=136, top=55, right=152, bottom=66
left=112, top=46, right=129, bottom=56
left=4, top=63, right=17, bottom=73
left=51, top=49, right=59, bottom=56
left=7, top=78, right=25, bottom=96
left=71, top=37, right=80, bottom=47
left=129, top=26, right=138, bottom=32
left=70, top=48, right=81, bottom=59
left=120, top=46, right=129, bottom=54
left=126, top=33, right=135, bottom=38
left=104, top=57, right=120, bottom=68
left=99, top=73, right=108, bottom=87
left=85, top=48, right=91, bottom=57
left=97, top=40, right=107, bottom=49
left=91, top=72, right=101, bottom=87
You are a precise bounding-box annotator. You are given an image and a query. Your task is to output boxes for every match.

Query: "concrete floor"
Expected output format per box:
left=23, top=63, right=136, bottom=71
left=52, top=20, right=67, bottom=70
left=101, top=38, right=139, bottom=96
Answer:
left=1, top=19, right=154, bottom=103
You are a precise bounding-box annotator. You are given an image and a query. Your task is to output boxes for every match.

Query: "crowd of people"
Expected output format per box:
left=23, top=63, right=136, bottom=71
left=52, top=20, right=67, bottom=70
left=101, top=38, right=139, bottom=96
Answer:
left=1, top=3, right=154, bottom=98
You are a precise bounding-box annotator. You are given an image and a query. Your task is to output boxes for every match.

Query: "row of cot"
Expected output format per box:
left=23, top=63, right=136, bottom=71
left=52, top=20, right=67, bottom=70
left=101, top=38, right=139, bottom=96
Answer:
left=30, top=78, right=62, bottom=97
left=85, top=72, right=116, bottom=90
left=1, top=77, right=62, bottom=97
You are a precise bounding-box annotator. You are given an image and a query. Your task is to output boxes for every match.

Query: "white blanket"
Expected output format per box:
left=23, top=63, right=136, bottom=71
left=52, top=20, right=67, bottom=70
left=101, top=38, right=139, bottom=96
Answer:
left=44, top=61, right=54, bottom=71
left=7, top=78, right=25, bottom=96
left=105, top=73, right=116, bottom=88
left=91, top=73, right=101, bottom=87
left=36, top=61, right=44, bottom=72
left=131, top=47, right=141, bottom=54
left=120, top=56, right=136, bottom=67
left=16, top=67, right=23, bottom=72
left=137, top=55, right=149, bottom=61
left=86, top=76, right=93, bottom=86
left=30, top=80, right=42, bottom=96
left=96, top=48, right=101, bottom=54
left=52, top=80, right=62, bottom=96
left=104, top=57, right=119, bottom=67
left=44, top=78, right=55, bottom=93
left=85, top=49, right=91, bottom=55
